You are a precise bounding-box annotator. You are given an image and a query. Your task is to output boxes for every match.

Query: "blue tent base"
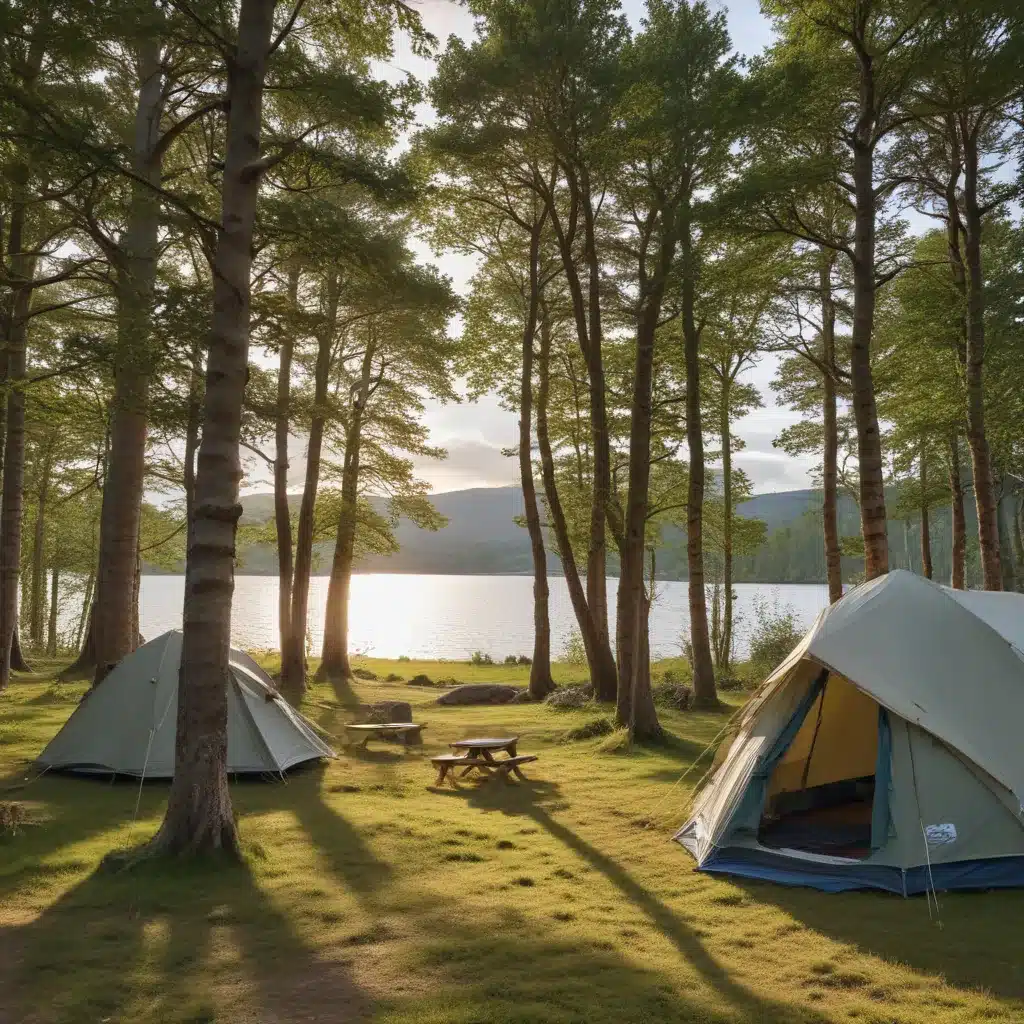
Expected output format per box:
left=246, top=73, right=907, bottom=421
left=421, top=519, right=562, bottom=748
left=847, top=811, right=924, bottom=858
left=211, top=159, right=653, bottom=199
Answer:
left=699, top=846, right=1024, bottom=895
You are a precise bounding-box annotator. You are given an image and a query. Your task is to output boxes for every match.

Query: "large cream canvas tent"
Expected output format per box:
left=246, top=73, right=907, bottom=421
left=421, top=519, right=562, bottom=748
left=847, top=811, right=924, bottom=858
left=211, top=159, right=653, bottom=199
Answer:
left=676, top=571, right=1024, bottom=894
left=38, top=631, right=334, bottom=778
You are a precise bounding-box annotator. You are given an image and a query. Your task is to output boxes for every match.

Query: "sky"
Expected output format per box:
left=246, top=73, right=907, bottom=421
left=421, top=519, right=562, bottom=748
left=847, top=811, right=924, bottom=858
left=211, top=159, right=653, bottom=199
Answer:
left=246, top=0, right=821, bottom=498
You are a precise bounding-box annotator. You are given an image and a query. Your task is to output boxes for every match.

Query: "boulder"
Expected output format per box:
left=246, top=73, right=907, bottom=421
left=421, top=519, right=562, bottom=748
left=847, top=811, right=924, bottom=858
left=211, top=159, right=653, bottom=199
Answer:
left=435, top=684, right=522, bottom=706
left=358, top=700, right=413, bottom=724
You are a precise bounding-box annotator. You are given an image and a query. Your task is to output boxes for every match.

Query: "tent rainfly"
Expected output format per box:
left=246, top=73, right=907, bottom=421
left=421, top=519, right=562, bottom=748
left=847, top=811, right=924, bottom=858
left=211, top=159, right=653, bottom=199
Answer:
left=37, top=631, right=334, bottom=778
left=676, top=571, right=1024, bottom=894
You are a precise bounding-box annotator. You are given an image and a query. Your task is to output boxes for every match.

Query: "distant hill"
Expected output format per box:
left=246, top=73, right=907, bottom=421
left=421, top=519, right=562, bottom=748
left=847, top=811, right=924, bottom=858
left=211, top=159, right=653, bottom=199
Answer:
left=144, top=484, right=973, bottom=585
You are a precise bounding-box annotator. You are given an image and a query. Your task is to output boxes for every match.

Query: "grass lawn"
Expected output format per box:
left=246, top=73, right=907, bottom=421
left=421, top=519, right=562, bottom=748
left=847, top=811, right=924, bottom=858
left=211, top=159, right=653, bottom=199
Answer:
left=2, top=656, right=1024, bottom=1024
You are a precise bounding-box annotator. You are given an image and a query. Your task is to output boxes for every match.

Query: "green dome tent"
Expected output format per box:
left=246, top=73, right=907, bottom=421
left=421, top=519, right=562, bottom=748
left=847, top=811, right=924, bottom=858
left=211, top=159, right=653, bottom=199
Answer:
left=37, top=631, right=334, bottom=778
left=677, top=571, right=1024, bottom=894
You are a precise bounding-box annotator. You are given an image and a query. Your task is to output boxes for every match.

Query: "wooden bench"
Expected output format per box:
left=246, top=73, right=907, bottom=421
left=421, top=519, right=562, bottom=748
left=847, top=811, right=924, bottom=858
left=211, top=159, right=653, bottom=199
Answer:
left=343, top=723, right=426, bottom=749
left=431, top=753, right=538, bottom=787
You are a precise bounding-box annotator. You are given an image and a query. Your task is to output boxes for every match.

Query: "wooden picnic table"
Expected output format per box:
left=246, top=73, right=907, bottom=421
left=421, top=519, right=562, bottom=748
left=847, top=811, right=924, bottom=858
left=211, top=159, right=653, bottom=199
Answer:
left=343, top=722, right=426, bottom=749
left=431, top=736, right=537, bottom=787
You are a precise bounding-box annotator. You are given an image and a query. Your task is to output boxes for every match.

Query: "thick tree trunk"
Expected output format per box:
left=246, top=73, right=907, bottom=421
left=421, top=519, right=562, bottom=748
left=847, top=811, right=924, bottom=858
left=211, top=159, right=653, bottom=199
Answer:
left=47, top=566, right=59, bottom=656
left=0, top=237, right=35, bottom=687
left=546, top=171, right=615, bottom=701
left=317, top=337, right=375, bottom=685
left=281, top=271, right=339, bottom=700
left=1014, top=496, right=1024, bottom=592
left=920, top=453, right=932, bottom=581
left=274, top=264, right=298, bottom=662
left=149, top=0, right=276, bottom=857
left=93, top=38, right=164, bottom=685
left=961, top=130, right=1000, bottom=590
left=518, top=223, right=554, bottom=699
left=614, top=295, right=661, bottom=739
left=850, top=112, right=888, bottom=578
left=819, top=253, right=843, bottom=603
left=949, top=435, right=966, bottom=589
left=681, top=229, right=716, bottom=708
left=536, top=312, right=617, bottom=693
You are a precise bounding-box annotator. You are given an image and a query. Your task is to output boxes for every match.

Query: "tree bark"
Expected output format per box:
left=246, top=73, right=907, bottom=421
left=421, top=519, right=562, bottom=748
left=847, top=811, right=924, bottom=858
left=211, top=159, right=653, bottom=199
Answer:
left=819, top=251, right=843, bottom=603
left=59, top=603, right=95, bottom=681
left=920, top=449, right=932, bottom=581
left=280, top=270, right=339, bottom=701
left=614, top=287, right=661, bottom=738
left=719, top=377, right=734, bottom=671
left=274, top=263, right=298, bottom=664
left=47, top=566, right=59, bottom=656
left=1013, top=495, right=1024, bottom=593
left=317, top=333, right=375, bottom=685
left=961, top=128, right=1000, bottom=590
left=949, top=435, right=966, bottom=589
left=93, top=37, right=165, bottom=685
left=518, top=221, right=554, bottom=699
left=849, top=57, right=888, bottom=579
left=681, top=225, right=716, bottom=708
left=545, top=170, right=616, bottom=701
left=149, top=0, right=276, bottom=857
left=0, top=220, right=35, bottom=687
left=536, top=308, right=617, bottom=693
left=29, top=451, right=52, bottom=647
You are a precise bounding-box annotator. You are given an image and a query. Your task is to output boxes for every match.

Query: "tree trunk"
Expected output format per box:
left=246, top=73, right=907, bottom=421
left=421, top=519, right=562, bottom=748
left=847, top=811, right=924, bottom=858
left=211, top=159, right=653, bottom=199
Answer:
left=518, top=221, right=554, bottom=699
left=274, top=263, right=298, bottom=662
left=949, top=435, right=966, bottom=589
left=546, top=170, right=615, bottom=701
left=995, top=477, right=1016, bottom=593
left=536, top=308, right=617, bottom=693
left=29, top=455, right=51, bottom=647
left=920, top=451, right=932, bottom=581
left=1013, top=495, right=1024, bottom=593
left=149, top=0, right=276, bottom=858
left=681, top=227, right=716, bottom=708
left=183, top=337, right=203, bottom=525
left=820, top=251, right=843, bottom=603
left=281, top=270, right=339, bottom=701
left=317, top=335, right=375, bottom=685
left=614, top=293, right=661, bottom=738
left=849, top=68, right=888, bottom=579
left=720, top=378, right=733, bottom=672
left=59, top=603, right=95, bottom=681
left=0, top=225, right=35, bottom=687
left=47, top=566, right=59, bottom=656
left=961, top=128, right=1000, bottom=590
left=93, top=38, right=164, bottom=685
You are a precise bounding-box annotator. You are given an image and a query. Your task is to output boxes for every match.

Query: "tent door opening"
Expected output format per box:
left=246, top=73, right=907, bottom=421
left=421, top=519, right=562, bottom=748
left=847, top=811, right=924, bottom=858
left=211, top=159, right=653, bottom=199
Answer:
left=758, top=673, right=882, bottom=860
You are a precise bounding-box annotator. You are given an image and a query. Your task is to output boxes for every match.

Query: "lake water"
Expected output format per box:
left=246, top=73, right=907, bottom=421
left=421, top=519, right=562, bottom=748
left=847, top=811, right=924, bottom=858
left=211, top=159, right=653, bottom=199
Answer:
left=137, top=575, right=832, bottom=662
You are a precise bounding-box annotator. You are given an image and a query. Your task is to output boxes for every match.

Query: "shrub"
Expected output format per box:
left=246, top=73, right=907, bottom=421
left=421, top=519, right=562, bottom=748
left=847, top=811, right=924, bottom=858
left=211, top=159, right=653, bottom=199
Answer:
left=748, top=593, right=803, bottom=673
left=652, top=682, right=693, bottom=710
left=503, top=655, right=518, bottom=666
left=470, top=651, right=494, bottom=666
left=558, top=631, right=587, bottom=666
left=352, top=668, right=378, bottom=681
left=407, top=674, right=434, bottom=687
left=545, top=683, right=593, bottom=710
left=0, top=802, right=26, bottom=837
left=717, top=674, right=746, bottom=692
left=397, top=655, right=411, bottom=662
left=563, top=717, right=615, bottom=742
left=384, top=673, right=403, bottom=683
left=516, top=655, right=532, bottom=666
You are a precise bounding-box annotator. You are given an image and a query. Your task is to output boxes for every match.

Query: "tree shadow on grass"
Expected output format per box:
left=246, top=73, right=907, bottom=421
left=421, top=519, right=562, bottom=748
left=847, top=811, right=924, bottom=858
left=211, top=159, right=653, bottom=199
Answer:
left=432, top=779, right=831, bottom=1024
left=740, top=880, right=1024, bottom=1004
left=0, top=857, right=372, bottom=1024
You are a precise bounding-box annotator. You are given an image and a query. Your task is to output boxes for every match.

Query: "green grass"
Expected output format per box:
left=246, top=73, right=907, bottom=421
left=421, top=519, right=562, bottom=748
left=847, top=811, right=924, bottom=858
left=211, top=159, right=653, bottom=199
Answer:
left=2, top=659, right=1023, bottom=1023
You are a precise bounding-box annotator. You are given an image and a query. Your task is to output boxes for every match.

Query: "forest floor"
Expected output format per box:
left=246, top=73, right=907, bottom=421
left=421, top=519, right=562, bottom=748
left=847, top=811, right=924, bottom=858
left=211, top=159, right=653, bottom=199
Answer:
left=1, top=656, right=1023, bottom=1024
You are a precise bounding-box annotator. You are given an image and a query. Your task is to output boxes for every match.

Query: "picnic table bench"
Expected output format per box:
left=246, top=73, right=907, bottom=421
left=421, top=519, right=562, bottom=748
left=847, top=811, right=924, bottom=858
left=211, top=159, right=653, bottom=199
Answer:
left=343, top=722, right=426, bottom=749
left=430, top=736, right=538, bottom=786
